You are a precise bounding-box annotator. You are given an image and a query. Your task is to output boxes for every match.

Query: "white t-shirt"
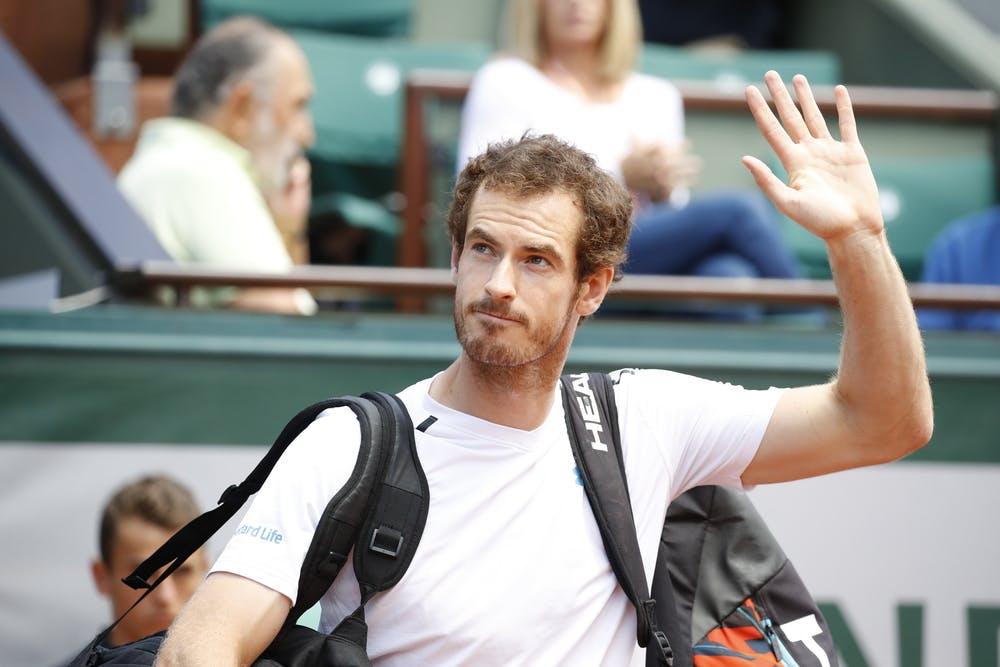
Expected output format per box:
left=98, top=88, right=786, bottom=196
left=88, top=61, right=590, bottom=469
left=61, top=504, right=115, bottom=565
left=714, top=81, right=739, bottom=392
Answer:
left=456, top=57, right=685, bottom=186
left=211, top=368, right=783, bottom=666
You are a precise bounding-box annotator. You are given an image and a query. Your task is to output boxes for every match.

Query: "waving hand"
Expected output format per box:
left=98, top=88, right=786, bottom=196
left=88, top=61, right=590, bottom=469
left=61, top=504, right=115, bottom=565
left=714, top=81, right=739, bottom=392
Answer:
left=742, top=71, right=883, bottom=242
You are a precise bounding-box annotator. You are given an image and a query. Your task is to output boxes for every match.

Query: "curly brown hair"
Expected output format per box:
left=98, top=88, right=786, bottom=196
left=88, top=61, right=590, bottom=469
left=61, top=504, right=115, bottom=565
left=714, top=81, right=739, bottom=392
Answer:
left=446, top=134, right=633, bottom=282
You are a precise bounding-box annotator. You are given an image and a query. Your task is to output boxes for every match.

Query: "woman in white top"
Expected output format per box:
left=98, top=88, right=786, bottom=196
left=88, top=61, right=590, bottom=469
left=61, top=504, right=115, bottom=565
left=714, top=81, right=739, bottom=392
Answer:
left=458, top=0, right=803, bottom=318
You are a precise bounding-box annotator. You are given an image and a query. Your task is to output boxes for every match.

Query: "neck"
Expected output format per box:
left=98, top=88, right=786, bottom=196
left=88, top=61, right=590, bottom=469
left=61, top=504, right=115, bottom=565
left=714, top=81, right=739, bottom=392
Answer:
left=430, top=343, right=570, bottom=430
left=541, top=47, right=618, bottom=103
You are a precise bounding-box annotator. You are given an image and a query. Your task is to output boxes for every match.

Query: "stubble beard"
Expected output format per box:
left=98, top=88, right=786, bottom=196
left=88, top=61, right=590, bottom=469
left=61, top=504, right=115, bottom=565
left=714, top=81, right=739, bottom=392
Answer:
left=454, top=295, right=577, bottom=389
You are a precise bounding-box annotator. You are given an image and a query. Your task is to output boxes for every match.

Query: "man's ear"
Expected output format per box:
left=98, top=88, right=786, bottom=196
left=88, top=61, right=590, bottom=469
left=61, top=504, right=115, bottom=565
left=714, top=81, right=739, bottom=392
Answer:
left=576, top=266, right=615, bottom=317
left=450, top=245, right=461, bottom=283
left=224, top=80, right=260, bottom=145
left=91, top=559, right=111, bottom=597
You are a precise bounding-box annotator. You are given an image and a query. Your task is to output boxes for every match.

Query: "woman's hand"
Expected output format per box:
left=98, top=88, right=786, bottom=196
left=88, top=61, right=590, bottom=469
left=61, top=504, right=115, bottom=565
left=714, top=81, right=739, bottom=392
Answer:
left=622, top=139, right=701, bottom=203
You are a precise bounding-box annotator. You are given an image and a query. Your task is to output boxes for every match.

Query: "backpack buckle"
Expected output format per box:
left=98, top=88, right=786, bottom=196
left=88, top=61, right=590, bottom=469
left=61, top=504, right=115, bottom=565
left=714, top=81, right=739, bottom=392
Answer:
left=122, top=574, right=150, bottom=590
left=653, top=630, right=673, bottom=667
left=369, top=526, right=403, bottom=557
left=217, top=484, right=240, bottom=505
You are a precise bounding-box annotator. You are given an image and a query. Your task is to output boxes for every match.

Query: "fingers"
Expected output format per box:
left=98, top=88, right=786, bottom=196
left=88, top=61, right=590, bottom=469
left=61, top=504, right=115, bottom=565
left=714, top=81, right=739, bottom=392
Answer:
left=792, top=75, right=831, bottom=139
left=745, top=79, right=793, bottom=161
left=834, top=84, right=859, bottom=144
left=741, top=155, right=796, bottom=218
left=763, top=71, right=811, bottom=142
left=289, top=157, right=311, bottom=184
left=748, top=72, right=844, bottom=148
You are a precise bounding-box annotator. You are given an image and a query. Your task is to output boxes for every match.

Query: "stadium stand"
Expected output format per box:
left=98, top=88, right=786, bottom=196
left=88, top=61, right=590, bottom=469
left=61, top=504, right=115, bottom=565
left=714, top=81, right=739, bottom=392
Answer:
left=200, top=0, right=415, bottom=37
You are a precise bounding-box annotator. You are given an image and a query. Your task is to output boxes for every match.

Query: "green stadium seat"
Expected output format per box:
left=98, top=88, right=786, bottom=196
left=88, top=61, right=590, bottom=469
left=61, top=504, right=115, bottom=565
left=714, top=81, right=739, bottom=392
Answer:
left=775, top=153, right=996, bottom=281
left=201, top=0, right=414, bottom=37
left=639, top=43, right=842, bottom=87
left=290, top=30, right=491, bottom=264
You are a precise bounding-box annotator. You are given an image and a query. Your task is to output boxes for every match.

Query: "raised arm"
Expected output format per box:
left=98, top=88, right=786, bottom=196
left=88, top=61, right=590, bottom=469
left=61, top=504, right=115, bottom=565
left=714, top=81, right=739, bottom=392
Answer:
left=154, top=572, right=289, bottom=667
left=740, top=72, right=933, bottom=485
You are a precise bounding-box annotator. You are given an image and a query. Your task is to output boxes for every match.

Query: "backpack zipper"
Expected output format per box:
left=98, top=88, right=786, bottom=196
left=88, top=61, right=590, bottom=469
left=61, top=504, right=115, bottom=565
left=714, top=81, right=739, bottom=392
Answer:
left=736, top=606, right=785, bottom=663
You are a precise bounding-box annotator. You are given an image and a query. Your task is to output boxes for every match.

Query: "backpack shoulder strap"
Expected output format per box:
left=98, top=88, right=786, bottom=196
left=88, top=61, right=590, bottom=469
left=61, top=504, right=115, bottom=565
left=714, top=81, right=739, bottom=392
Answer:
left=352, top=391, right=429, bottom=600
left=559, top=372, right=673, bottom=666
left=126, top=396, right=384, bottom=591
left=289, top=391, right=429, bottom=621
left=105, top=396, right=385, bottom=646
left=286, top=394, right=402, bottom=621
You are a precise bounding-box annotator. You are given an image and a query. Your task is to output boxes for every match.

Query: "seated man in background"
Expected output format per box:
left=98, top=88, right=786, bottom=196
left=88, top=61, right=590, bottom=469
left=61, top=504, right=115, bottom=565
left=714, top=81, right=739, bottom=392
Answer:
left=90, top=474, right=208, bottom=648
left=918, top=204, right=1000, bottom=332
left=118, top=16, right=317, bottom=315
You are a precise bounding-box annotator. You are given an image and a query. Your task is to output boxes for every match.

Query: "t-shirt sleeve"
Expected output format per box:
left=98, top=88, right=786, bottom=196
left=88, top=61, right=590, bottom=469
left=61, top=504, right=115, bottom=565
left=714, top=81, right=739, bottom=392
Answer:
left=615, top=368, right=784, bottom=499
left=209, top=407, right=362, bottom=603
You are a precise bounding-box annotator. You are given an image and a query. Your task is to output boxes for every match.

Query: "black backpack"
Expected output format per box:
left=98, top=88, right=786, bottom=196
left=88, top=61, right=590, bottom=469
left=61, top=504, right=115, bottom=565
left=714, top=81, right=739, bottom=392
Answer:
left=561, top=372, right=840, bottom=666
left=68, top=391, right=429, bottom=667
left=69, top=374, right=837, bottom=666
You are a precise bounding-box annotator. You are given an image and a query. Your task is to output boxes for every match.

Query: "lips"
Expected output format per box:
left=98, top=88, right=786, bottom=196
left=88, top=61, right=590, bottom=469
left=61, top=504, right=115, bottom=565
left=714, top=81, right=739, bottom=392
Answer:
left=474, top=309, right=522, bottom=324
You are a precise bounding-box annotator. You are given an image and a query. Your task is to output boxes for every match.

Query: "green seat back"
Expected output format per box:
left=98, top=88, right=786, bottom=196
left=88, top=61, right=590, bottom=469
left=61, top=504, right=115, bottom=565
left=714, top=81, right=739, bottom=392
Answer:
left=778, top=154, right=996, bottom=281
left=291, top=31, right=491, bottom=265
left=639, top=43, right=841, bottom=87
left=294, top=31, right=490, bottom=169
left=201, top=0, right=414, bottom=37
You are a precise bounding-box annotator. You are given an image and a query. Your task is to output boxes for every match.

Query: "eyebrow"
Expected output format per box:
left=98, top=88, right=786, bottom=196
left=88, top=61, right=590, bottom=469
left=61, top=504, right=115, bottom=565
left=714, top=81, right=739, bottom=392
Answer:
left=467, top=227, right=565, bottom=263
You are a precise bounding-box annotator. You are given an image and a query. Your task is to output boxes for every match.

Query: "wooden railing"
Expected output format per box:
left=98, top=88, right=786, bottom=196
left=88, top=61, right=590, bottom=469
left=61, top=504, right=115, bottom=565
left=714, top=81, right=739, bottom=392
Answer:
left=114, top=262, right=1000, bottom=311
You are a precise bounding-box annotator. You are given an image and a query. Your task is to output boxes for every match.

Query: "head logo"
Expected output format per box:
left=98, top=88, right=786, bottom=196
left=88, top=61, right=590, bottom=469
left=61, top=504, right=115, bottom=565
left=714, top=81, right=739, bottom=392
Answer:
left=569, top=373, right=609, bottom=452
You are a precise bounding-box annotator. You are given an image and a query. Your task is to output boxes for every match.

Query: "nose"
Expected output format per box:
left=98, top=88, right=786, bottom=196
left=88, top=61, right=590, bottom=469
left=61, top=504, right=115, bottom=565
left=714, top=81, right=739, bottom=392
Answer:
left=299, top=111, right=315, bottom=149
left=302, top=111, right=316, bottom=148
left=484, top=258, right=516, bottom=301
left=147, top=577, right=182, bottom=610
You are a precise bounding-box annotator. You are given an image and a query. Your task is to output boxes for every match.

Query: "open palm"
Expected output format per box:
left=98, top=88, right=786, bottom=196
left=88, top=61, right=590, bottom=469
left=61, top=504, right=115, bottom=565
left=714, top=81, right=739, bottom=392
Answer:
left=743, top=72, right=883, bottom=242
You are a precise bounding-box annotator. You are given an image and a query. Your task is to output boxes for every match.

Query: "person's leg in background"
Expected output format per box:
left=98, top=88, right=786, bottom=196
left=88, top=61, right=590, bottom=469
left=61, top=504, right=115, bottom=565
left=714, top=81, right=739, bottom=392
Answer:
left=624, top=191, right=801, bottom=279
left=617, top=191, right=801, bottom=320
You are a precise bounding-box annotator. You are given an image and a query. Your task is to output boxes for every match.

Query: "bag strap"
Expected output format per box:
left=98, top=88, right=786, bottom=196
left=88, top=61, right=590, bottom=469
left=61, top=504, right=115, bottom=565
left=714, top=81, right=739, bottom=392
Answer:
left=560, top=372, right=674, bottom=667
left=285, top=394, right=399, bottom=622
left=105, top=396, right=387, bottom=644
left=352, top=391, right=429, bottom=601
left=288, top=390, right=429, bottom=623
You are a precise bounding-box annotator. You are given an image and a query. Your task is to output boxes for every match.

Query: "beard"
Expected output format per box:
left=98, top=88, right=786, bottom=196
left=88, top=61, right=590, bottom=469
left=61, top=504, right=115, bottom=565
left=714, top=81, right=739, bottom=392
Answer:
left=453, top=294, right=577, bottom=379
left=247, top=109, right=300, bottom=197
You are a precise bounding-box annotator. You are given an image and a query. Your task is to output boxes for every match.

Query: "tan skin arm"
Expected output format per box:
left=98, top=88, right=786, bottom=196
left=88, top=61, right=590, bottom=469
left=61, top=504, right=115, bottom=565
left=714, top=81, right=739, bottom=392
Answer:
left=740, top=72, right=933, bottom=485
left=154, top=572, right=290, bottom=667
left=229, top=288, right=307, bottom=315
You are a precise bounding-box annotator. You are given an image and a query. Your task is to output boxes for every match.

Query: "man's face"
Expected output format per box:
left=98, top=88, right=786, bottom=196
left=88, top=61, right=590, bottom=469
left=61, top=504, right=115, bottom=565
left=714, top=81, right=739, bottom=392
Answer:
left=248, top=39, right=315, bottom=194
left=452, top=187, right=590, bottom=373
left=91, top=516, right=208, bottom=646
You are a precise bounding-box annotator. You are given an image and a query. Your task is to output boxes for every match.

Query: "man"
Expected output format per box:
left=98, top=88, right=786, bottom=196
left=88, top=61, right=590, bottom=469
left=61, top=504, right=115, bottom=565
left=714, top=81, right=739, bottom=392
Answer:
left=90, top=475, right=209, bottom=647
left=918, top=204, right=1000, bottom=332
left=118, top=17, right=317, bottom=315
left=155, top=73, right=932, bottom=665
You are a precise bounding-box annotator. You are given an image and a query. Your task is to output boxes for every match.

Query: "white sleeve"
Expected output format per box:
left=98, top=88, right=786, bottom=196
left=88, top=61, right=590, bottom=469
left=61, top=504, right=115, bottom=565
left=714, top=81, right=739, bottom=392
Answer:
left=209, top=407, right=362, bottom=603
left=615, top=368, right=784, bottom=499
left=456, top=58, right=541, bottom=172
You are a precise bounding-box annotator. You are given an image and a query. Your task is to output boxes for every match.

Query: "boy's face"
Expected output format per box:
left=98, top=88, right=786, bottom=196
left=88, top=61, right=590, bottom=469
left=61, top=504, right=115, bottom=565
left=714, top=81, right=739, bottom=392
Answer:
left=91, top=516, right=208, bottom=646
